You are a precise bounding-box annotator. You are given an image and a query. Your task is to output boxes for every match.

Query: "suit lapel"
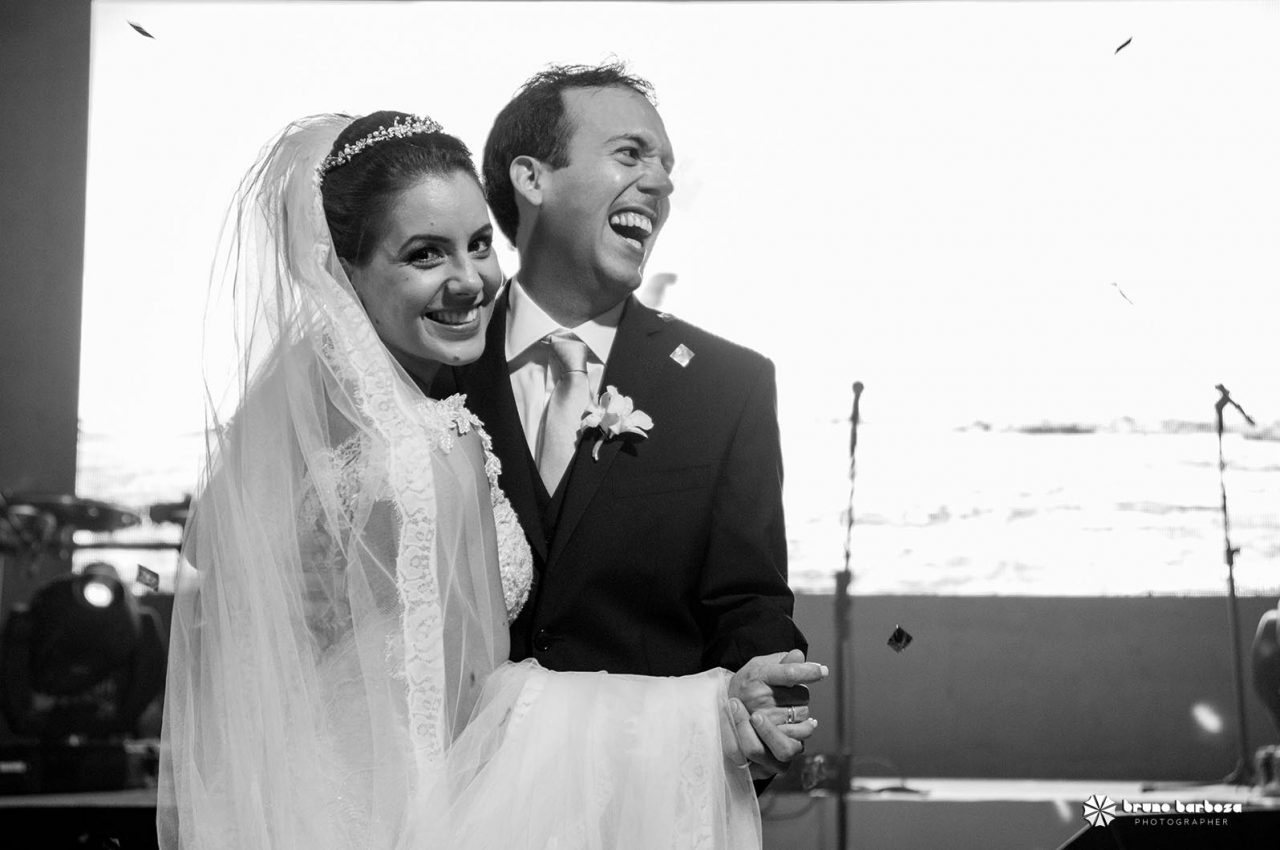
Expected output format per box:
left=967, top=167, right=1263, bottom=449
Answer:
left=547, top=297, right=669, bottom=567
left=459, top=289, right=549, bottom=563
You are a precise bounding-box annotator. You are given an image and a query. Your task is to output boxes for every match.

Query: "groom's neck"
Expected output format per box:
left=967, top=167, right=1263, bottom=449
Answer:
left=518, top=262, right=623, bottom=329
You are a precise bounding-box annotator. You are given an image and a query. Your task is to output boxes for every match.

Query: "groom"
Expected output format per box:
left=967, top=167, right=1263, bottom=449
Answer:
left=438, top=63, right=815, bottom=775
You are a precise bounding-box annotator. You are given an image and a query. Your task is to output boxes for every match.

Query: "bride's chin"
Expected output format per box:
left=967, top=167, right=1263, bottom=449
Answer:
left=392, top=335, right=487, bottom=385
left=427, top=314, right=491, bottom=367
left=441, top=337, right=486, bottom=366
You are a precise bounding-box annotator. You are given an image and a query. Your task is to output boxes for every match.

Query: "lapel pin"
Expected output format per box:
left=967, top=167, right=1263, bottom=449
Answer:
left=657, top=311, right=676, bottom=322
left=669, top=344, right=694, bottom=368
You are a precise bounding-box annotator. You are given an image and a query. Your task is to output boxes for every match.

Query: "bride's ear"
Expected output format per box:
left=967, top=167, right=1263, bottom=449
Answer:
left=509, top=156, right=544, bottom=208
left=339, top=257, right=367, bottom=306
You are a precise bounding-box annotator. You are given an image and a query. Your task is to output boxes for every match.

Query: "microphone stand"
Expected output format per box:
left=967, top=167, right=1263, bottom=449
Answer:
left=833, top=381, right=863, bottom=850
left=1214, top=384, right=1257, bottom=786
left=1141, top=384, right=1260, bottom=793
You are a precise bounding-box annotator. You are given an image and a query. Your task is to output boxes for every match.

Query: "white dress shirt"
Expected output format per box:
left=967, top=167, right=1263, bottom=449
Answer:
left=505, top=278, right=624, bottom=462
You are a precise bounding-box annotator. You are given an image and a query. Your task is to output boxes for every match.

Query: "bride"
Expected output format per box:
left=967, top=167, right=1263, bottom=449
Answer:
left=157, top=112, right=821, bottom=849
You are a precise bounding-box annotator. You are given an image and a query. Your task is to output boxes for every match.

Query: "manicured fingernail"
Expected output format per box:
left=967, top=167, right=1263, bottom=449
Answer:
left=820, top=665, right=830, bottom=677
left=751, top=713, right=764, bottom=727
left=810, top=718, right=819, bottom=727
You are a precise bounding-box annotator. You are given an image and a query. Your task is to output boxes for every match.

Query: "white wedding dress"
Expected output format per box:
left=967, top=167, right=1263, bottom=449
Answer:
left=156, top=115, right=760, bottom=850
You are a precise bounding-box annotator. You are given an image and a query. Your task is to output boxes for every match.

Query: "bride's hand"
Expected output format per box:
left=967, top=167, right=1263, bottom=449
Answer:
left=726, top=697, right=819, bottom=779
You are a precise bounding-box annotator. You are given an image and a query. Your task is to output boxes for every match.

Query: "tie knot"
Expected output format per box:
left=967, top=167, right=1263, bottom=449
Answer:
left=549, top=333, right=589, bottom=374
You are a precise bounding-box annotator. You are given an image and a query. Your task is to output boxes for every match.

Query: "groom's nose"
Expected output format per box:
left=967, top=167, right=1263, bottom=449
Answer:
left=638, top=158, right=674, bottom=200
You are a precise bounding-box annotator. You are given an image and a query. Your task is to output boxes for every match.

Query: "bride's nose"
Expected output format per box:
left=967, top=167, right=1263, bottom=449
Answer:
left=444, top=256, right=484, bottom=299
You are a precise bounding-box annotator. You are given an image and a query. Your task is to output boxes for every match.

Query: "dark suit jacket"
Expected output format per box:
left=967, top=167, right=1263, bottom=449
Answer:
left=435, top=289, right=806, bottom=676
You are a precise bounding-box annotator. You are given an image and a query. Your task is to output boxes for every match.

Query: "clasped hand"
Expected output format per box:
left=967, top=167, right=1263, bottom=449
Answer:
left=725, top=649, right=827, bottom=779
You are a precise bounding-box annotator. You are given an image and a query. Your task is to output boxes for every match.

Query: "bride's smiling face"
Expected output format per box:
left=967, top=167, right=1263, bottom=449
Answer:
left=347, top=170, right=502, bottom=384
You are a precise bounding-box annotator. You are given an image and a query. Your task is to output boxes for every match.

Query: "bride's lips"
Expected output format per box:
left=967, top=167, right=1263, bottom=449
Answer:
left=421, top=295, right=493, bottom=336
left=424, top=306, right=480, bottom=327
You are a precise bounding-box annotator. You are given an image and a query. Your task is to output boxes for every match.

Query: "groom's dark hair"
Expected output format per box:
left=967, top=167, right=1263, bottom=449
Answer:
left=483, top=62, right=656, bottom=245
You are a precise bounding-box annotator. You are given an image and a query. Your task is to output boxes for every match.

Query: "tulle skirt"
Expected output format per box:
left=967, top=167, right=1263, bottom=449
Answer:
left=422, top=660, right=762, bottom=849
left=162, top=649, right=758, bottom=849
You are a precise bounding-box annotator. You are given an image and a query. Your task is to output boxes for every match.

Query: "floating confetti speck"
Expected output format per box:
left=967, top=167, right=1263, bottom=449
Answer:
left=887, top=625, right=913, bottom=653
left=1115, top=37, right=1132, bottom=54
left=136, top=565, right=160, bottom=591
left=129, top=21, right=155, bottom=39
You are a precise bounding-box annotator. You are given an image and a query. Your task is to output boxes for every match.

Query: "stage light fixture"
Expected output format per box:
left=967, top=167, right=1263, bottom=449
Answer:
left=81, top=578, right=115, bottom=609
left=0, top=566, right=165, bottom=794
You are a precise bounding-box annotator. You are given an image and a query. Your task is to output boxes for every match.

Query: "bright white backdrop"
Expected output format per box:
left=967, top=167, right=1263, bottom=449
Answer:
left=79, top=1, right=1280, bottom=594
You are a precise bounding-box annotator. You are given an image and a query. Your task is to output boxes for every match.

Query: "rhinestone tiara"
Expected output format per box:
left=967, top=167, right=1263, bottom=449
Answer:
left=317, top=114, right=443, bottom=182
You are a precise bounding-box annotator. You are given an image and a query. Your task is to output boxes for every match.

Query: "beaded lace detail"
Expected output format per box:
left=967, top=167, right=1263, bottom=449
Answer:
left=422, top=394, right=532, bottom=624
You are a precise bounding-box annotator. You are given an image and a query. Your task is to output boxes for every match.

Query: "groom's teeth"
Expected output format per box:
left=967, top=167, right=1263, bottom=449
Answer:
left=609, top=212, right=654, bottom=252
left=426, top=308, right=478, bottom=326
left=608, top=212, right=653, bottom=234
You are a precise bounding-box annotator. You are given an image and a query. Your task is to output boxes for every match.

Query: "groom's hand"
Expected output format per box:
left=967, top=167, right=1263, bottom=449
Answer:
left=728, top=650, right=827, bottom=777
left=729, top=649, right=826, bottom=716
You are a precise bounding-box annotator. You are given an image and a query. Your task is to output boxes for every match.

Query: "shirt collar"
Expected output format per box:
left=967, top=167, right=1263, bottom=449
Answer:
left=505, top=277, right=624, bottom=365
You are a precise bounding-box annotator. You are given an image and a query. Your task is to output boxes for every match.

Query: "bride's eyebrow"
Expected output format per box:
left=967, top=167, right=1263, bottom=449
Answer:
left=395, top=233, right=448, bottom=254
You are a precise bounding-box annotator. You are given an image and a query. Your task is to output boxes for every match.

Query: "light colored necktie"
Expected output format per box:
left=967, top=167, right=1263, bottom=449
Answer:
left=538, top=333, right=591, bottom=491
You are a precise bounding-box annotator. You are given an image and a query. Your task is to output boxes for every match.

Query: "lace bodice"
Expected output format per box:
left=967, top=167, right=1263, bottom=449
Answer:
left=425, top=393, right=533, bottom=624
left=297, top=393, right=532, bottom=627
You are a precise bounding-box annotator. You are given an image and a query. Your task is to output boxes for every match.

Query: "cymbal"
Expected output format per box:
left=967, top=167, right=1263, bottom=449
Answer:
left=5, top=493, right=142, bottom=533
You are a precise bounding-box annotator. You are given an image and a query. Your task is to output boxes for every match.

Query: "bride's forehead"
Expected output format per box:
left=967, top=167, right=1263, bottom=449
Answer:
left=381, top=173, right=489, bottom=234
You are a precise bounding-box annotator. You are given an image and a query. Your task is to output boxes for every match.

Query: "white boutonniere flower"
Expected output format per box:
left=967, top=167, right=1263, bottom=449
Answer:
left=578, top=385, right=654, bottom=460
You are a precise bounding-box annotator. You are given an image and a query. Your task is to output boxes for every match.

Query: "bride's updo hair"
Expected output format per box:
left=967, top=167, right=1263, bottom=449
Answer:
left=321, top=110, right=479, bottom=267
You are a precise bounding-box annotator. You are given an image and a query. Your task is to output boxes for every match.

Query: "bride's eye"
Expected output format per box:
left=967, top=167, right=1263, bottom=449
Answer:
left=408, top=247, right=444, bottom=267
left=469, top=237, right=491, bottom=256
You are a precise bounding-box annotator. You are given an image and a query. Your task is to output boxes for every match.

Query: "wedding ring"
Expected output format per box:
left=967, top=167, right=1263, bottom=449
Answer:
left=786, top=706, right=796, bottom=724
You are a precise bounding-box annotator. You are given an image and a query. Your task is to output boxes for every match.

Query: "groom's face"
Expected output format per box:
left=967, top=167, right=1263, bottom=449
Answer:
left=537, top=86, right=674, bottom=303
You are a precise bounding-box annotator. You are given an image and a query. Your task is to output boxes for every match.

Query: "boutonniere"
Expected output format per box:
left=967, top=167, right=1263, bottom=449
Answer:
left=578, top=385, right=654, bottom=461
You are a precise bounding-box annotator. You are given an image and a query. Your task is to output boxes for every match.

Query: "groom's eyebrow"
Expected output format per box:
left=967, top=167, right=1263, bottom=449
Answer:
left=608, top=132, right=675, bottom=171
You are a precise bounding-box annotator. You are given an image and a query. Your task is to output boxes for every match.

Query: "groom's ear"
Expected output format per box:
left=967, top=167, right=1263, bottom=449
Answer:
left=509, top=155, right=544, bottom=208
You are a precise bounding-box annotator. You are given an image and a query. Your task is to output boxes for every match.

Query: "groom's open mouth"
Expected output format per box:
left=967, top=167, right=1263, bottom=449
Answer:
left=608, top=210, right=655, bottom=253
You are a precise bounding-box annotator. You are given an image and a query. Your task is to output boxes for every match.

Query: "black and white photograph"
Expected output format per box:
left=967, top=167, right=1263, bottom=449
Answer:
left=2, top=1, right=1278, bottom=848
